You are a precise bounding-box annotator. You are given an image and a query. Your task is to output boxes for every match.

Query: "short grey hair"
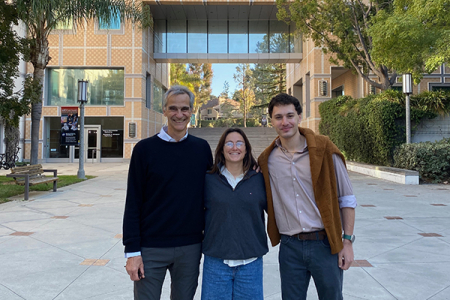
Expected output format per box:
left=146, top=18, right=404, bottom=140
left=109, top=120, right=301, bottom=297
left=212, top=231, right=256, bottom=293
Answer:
left=163, top=85, right=195, bottom=110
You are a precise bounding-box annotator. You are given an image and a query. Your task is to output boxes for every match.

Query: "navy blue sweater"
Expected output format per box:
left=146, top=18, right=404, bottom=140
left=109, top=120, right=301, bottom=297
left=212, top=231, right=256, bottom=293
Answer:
left=202, top=170, right=268, bottom=260
left=123, top=134, right=213, bottom=252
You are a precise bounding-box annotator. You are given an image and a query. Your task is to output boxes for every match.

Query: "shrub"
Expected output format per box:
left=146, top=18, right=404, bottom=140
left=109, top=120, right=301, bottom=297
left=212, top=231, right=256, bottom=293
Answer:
left=393, top=138, right=450, bottom=183
left=319, top=90, right=447, bottom=166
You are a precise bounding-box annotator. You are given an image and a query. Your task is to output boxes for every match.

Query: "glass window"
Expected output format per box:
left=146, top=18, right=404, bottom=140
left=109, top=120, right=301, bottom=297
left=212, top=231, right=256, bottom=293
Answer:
left=153, top=79, right=166, bottom=113
left=291, top=22, right=302, bottom=54
left=270, top=21, right=289, bottom=53
left=146, top=73, right=151, bottom=109
left=188, top=20, right=207, bottom=53
left=208, top=21, right=227, bottom=53
left=167, top=20, right=186, bottom=53
left=99, top=11, right=121, bottom=30
left=229, top=21, right=248, bottom=53
left=47, top=117, right=70, bottom=158
left=53, top=18, right=73, bottom=30
left=154, top=20, right=166, bottom=53
left=85, top=117, right=124, bottom=158
left=47, top=68, right=124, bottom=106
left=431, top=85, right=450, bottom=92
left=249, top=21, right=268, bottom=53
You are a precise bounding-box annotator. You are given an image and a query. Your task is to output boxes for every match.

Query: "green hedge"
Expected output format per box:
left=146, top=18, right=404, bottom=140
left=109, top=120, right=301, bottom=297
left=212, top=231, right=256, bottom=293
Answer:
left=200, top=118, right=260, bottom=128
left=319, top=90, right=449, bottom=165
left=393, top=138, right=450, bottom=183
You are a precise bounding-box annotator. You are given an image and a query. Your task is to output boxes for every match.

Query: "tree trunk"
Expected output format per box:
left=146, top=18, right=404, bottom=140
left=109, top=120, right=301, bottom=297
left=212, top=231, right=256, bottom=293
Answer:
left=30, top=36, right=49, bottom=165
left=3, top=113, right=20, bottom=167
left=30, top=70, right=44, bottom=164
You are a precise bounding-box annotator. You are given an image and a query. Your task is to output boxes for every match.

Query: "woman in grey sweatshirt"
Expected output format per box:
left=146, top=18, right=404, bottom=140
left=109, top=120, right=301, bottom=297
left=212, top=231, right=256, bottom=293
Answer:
left=201, top=128, right=268, bottom=300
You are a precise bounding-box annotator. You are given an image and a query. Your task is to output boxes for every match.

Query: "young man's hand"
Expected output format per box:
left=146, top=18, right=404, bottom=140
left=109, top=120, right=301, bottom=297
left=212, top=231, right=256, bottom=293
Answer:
left=338, top=240, right=354, bottom=270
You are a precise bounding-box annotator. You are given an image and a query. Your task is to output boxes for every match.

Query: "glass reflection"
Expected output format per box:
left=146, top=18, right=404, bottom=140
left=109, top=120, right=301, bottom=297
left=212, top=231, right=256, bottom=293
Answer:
left=153, top=20, right=300, bottom=54
left=249, top=21, right=268, bottom=53
left=167, top=20, right=186, bottom=53
left=152, top=79, right=166, bottom=113
left=270, top=21, right=290, bottom=53
left=229, top=21, right=248, bottom=53
left=188, top=20, right=207, bottom=53
left=47, top=68, right=124, bottom=106
left=154, top=20, right=167, bottom=53
left=208, top=21, right=227, bottom=53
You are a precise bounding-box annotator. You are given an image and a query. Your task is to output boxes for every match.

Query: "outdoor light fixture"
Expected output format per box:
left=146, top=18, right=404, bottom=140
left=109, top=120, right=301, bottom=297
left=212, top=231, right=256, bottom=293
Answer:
left=402, top=73, right=413, bottom=144
left=77, top=80, right=88, bottom=103
left=77, top=80, right=88, bottom=179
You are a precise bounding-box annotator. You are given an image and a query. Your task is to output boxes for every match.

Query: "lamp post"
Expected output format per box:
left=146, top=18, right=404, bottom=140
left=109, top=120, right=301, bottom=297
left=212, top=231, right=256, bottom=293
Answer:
left=77, top=80, right=88, bottom=179
left=402, top=73, right=413, bottom=144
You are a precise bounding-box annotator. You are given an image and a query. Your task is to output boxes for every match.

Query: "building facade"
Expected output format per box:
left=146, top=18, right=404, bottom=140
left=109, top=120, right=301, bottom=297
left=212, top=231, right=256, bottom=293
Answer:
left=22, top=17, right=169, bottom=163
left=4, top=0, right=449, bottom=163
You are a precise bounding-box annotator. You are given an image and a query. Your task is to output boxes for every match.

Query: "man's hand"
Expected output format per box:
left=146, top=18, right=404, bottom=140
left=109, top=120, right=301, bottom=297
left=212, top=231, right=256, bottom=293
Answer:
left=126, top=255, right=145, bottom=281
left=252, top=164, right=261, bottom=173
left=338, top=240, right=354, bottom=270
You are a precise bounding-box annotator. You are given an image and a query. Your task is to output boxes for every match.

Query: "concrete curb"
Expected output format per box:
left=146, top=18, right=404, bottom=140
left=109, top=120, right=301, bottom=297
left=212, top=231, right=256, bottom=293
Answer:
left=347, top=161, right=419, bottom=185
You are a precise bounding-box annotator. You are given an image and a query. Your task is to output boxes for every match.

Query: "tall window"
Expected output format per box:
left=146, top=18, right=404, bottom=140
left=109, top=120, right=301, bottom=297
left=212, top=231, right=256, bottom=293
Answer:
left=229, top=21, right=248, bottom=54
left=188, top=20, right=207, bottom=53
left=47, top=68, right=125, bottom=106
left=167, top=20, right=186, bottom=53
left=146, top=73, right=151, bottom=109
left=208, top=21, right=227, bottom=53
left=153, top=79, right=166, bottom=113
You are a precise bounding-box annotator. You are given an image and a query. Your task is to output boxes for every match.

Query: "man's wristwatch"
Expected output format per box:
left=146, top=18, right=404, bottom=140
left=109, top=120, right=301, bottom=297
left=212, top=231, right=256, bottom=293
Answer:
left=343, top=234, right=355, bottom=243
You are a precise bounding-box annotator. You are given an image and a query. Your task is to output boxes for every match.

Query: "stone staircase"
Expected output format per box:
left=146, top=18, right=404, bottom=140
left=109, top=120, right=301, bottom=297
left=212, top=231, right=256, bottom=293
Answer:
left=189, top=127, right=279, bottom=158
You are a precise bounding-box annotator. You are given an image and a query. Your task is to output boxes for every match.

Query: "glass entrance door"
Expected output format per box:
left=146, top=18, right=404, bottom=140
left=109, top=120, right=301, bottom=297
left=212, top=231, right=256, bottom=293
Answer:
left=86, top=128, right=99, bottom=162
left=74, top=125, right=101, bottom=162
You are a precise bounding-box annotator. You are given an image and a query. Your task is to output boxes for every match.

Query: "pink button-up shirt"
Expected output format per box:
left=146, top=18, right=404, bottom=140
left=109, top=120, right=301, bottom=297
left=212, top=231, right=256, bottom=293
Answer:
left=268, top=136, right=357, bottom=236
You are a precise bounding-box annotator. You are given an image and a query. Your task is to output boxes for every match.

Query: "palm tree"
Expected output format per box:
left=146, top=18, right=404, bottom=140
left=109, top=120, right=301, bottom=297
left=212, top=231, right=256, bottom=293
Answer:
left=14, top=0, right=150, bottom=164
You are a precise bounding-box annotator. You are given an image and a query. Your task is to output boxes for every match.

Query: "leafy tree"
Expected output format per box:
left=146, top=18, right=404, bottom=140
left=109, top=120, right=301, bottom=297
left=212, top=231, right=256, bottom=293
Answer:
left=252, top=63, right=286, bottom=105
left=369, top=0, right=450, bottom=80
left=189, top=63, right=213, bottom=110
left=0, top=1, right=37, bottom=165
left=13, top=0, right=150, bottom=164
left=170, top=63, right=213, bottom=111
left=170, top=63, right=193, bottom=89
left=277, top=0, right=397, bottom=90
left=233, top=64, right=255, bottom=127
left=220, top=81, right=230, bottom=99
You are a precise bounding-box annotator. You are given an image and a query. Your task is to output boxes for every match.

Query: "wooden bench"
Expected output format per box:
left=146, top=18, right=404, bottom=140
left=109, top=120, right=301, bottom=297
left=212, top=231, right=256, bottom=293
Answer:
left=6, top=164, right=58, bottom=200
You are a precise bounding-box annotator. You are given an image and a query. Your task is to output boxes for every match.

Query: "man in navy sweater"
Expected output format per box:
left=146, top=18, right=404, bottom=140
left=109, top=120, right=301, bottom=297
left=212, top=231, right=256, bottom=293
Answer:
left=123, top=85, right=213, bottom=300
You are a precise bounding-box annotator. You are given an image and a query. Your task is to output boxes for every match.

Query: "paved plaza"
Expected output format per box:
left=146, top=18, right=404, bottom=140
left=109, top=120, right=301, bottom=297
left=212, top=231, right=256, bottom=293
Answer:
left=0, top=162, right=449, bottom=300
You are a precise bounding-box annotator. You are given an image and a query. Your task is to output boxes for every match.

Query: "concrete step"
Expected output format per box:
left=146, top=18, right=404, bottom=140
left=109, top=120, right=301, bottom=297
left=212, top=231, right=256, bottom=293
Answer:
left=189, top=127, right=279, bottom=158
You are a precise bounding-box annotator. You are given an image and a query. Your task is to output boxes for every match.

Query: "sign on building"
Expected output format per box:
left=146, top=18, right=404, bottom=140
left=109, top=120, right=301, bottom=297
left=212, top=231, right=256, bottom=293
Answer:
left=61, top=106, right=79, bottom=145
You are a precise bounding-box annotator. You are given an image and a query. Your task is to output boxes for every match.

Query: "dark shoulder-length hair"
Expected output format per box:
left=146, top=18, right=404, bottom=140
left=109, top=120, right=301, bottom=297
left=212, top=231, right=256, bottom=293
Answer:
left=209, top=128, right=257, bottom=174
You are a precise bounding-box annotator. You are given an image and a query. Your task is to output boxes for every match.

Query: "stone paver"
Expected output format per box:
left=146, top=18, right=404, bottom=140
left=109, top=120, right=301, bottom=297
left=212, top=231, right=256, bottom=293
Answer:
left=1, top=162, right=450, bottom=299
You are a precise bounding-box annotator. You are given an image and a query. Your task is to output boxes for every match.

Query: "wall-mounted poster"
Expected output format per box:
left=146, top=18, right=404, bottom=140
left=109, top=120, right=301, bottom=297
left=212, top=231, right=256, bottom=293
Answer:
left=61, top=107, right=79, bottom=145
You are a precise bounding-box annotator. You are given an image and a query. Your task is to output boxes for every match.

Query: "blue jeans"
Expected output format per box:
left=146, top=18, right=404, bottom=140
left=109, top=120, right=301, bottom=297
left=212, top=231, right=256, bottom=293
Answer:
left=201, top=255, right=263, bottom=300
left=279, top=234, right=343, bottom=300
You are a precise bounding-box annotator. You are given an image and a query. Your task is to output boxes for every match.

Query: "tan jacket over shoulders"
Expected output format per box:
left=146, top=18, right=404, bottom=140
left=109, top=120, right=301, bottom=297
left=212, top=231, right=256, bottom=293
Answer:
left=258, top=127, right=346, bottom=255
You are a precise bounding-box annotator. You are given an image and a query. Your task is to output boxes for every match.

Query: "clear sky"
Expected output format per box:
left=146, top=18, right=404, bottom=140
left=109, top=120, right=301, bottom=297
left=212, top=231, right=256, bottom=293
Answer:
left=210, top=64, right=239, bottom=97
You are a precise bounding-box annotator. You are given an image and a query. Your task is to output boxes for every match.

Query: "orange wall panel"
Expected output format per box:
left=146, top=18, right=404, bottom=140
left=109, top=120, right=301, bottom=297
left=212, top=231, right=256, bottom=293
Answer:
left=86, top=49, right=107, bottom=66
left=62, top=49, right=84, bottom=66
left=85, top=107, right=107, bottom=116
left=48, top=48, right=60, bottom=66
left=48, top=35, right=60, bottom=47
left=63, top=31, right=84, bottom=47
left=111, top=49, right=133, bottom=73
